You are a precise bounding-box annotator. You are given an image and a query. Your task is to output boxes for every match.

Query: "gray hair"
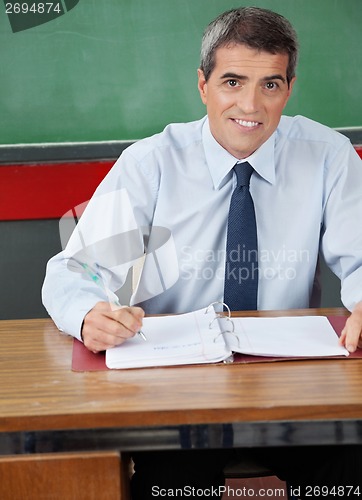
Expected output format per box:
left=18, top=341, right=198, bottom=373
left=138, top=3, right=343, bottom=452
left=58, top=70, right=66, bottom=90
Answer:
left=200, top=7, right=299, bottom=85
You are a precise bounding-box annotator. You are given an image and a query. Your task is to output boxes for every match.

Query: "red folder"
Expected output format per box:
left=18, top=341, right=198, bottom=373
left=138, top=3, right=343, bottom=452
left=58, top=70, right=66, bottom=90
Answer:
left=71, top=316, right=361, bottom=372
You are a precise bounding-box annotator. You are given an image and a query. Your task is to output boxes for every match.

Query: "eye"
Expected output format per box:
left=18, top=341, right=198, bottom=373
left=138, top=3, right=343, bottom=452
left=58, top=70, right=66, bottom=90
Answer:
left=264, top=81, right=279, bottom=91
left=226, top=79, right=239, bottom=88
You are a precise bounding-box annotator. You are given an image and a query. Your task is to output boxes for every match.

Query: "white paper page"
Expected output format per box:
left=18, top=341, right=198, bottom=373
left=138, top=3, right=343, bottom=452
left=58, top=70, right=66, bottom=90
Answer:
left=225, top=316, right=349, bottom=358
left=106, top=308, right=230, bottom=369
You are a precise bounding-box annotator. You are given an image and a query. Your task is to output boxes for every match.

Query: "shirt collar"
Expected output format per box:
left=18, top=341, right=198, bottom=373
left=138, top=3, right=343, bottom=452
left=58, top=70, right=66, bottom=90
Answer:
left=202, top=117, right=276, bottom=189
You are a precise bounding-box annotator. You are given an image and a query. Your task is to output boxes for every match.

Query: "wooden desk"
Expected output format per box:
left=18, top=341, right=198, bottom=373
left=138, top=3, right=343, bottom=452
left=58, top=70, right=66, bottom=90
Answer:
left=1, top=308, right=361, bottom=499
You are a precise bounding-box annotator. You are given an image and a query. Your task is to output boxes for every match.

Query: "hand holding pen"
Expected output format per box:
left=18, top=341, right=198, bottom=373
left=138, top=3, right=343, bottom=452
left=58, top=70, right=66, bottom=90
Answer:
left=80, top=263, right=146, bottom=352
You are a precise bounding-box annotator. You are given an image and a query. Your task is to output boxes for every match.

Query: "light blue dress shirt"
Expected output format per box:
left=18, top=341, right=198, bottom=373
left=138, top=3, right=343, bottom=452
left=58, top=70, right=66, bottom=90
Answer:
left=42, top=115, right=362, bottom=340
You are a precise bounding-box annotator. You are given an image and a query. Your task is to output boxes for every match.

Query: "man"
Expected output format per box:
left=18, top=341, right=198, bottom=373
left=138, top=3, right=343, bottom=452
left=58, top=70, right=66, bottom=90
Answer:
left=43, top=6, right=362, bottom=499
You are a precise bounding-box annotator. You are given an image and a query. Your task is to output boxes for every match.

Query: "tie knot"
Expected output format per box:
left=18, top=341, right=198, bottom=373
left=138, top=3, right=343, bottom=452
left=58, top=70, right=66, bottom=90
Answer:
left=234, top=162, right=254, bottom=187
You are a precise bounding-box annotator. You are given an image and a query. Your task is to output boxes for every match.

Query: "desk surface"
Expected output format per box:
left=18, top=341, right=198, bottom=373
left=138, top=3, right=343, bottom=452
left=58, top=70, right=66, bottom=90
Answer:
left=1, top=308, right=362, bottom=454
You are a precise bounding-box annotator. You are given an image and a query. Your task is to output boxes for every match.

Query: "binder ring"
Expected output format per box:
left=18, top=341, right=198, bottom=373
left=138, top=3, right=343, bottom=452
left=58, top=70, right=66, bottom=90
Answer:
left=205, top=301, right=231, bottom=319
left=210, top=315, right=235, bottom=332
left=213, top=318, right=240, bottom=348
left=213, top=317, right=237, bottom=344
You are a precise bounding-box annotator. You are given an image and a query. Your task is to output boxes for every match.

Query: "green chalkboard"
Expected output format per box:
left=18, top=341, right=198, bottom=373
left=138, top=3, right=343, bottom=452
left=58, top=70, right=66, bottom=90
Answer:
left=0, top=0, right=361, bottom=145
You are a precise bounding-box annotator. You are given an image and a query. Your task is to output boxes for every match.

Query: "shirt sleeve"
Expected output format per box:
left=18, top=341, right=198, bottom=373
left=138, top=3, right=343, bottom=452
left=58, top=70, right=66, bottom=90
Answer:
left=321, top=141, right=362, bottom=311
left=42, top=147, right=159, bottom=339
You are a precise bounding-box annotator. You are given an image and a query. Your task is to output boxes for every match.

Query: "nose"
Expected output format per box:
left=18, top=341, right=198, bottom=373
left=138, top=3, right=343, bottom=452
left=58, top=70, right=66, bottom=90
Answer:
left=237, top=84, right=259, bottom=114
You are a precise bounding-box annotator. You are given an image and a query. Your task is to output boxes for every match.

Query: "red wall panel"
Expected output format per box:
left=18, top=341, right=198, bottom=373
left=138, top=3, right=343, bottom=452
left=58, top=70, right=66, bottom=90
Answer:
left=1, top=147, right=361, bottom=221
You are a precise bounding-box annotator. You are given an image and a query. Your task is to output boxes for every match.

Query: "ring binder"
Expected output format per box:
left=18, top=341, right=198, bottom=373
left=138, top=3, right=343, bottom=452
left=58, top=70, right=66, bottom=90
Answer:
left=104, top=304, right=350, bottom=369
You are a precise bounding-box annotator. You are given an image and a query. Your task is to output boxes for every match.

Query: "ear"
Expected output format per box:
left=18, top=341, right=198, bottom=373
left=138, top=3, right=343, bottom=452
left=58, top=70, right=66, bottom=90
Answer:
left=282, top=76, right=296, bottom=110
left=286, top=76, right=296, bottom=99
left=197, top=68, right=208, bottom=105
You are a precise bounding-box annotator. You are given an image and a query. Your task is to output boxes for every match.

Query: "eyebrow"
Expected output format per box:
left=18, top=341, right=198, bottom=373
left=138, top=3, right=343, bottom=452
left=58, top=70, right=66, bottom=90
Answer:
left=220, top=72, right=287, bottom=84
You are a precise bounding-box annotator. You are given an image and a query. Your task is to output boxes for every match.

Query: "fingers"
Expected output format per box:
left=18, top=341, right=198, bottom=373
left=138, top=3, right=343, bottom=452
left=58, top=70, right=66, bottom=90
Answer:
left=339, top=303, right=362, bottom=353
left=82, top=301, right=145, bottom=353
left=113, top=305, right=145, bottom=334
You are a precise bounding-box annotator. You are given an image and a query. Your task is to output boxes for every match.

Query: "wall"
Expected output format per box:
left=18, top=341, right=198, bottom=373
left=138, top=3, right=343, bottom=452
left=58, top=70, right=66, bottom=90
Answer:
left=0, top=0, right=361, bottom=146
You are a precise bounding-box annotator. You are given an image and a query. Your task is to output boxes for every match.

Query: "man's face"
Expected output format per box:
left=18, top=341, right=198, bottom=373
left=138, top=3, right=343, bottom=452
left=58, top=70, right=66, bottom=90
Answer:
left=198, top=44, right=296, bottom=159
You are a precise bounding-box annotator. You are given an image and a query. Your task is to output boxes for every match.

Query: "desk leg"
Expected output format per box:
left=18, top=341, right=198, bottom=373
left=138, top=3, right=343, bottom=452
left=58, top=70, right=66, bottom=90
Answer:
left=120, top=452, right=132, bottom=500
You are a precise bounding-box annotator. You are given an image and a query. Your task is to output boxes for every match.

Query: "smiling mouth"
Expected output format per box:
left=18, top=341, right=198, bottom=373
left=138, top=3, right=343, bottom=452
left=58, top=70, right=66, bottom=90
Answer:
left=232, top=118, right=260, bottom=128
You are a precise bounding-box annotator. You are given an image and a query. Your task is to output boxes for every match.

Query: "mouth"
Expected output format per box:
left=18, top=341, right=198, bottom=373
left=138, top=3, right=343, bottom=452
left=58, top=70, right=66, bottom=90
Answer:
left=232, top=118, right=261, bottom=129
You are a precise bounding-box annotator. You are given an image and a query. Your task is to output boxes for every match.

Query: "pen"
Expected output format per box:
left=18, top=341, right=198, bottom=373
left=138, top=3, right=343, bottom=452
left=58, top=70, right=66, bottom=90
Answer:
left=81, top=263, right=147, bottom=341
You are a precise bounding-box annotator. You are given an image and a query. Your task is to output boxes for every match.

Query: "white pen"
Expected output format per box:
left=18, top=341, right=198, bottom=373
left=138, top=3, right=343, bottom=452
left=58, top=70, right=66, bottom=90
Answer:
left=81, top=262, right=147, bottom=341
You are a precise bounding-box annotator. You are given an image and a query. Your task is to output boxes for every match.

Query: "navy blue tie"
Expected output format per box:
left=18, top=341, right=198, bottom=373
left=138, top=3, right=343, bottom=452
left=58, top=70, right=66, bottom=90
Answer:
left=224, top=162, right=258, bottom=311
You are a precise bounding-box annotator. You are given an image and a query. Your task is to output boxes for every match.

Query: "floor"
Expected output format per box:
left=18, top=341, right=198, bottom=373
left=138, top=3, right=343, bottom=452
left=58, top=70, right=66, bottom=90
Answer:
left=222, top=476, right=288, bottom=499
